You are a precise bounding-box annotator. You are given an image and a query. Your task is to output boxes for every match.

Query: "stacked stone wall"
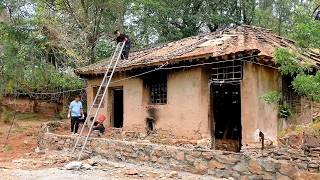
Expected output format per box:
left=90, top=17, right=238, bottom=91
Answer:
left=39, top=133, right=320, bottom=179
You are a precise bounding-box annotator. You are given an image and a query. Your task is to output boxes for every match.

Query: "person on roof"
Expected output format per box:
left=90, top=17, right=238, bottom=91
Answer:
left=114, top=30, right=131, bottom=60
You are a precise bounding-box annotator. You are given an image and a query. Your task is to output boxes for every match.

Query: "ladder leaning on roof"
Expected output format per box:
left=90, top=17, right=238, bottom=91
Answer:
left=72, top=41, right=126, bottom=160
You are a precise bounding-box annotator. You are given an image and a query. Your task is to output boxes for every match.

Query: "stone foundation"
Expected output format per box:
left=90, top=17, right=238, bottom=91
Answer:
left=39, top=133, right=320, bottom=179
left=103, top=127, right=212, bottom=149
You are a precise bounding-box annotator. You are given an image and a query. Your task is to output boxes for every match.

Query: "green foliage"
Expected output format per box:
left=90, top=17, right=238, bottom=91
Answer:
left=261, top=91, right=293, bottom=119
left=95, top=39, right=114, bottom=60
left=274, top=48, right=308, bottom=76
left=273, top=2, right=320, bottom=103
left=0, top=0, right=319, bottom=98
left=0, top=4, right=84, bottom=94
left=261, top=91, right=282, bottom=104
left=288, top=6, right=320, bottom=48
left=292, top=72, right=320, bottom=102
left=15, top=113, right=41, bottom=121
left=1, top=107, right=14, bottom=124
left=279, top=105, right=292, bottom=119
left=34, top=0, right=126, bottom=65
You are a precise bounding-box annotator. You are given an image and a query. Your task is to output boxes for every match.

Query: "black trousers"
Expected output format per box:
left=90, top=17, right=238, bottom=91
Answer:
left=71, top=116, right=80, bottom=133
left=93, top=122, right=105, bottom=134
left=121, top=45, right=130, bottom=59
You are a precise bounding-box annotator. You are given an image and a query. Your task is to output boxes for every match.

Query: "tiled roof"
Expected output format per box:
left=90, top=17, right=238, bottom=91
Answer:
left=75, top=25, right=320, bottom=75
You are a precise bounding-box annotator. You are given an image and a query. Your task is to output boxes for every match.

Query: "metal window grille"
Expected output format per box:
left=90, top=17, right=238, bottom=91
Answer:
left=210, top=60, right=242, bottom=83
left=93, top=86, right=105, bottom=108
left=147, top=73, right=167, bottom=104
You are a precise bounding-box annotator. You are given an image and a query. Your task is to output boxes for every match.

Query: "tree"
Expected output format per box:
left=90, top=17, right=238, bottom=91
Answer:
left=0, top=0, right=83, bottom=95
left=35, top=0, right=127, bottom=65
left=127, top=0, right=259, bottom=47
left=275, top=2, right=320, bottom=102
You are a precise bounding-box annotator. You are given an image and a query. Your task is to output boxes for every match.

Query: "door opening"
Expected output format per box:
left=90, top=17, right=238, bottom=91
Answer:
left=113, top=89, right=123, bottom=128
left=212, top=83, right=241, bottom=152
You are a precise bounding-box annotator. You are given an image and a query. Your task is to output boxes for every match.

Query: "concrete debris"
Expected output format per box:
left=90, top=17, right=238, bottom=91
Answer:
left=64, top=161, right=82, bottom=170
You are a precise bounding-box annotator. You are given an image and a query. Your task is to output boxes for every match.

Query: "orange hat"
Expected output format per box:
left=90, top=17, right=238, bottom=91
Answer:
left=97, top=114, right=106, bottom=123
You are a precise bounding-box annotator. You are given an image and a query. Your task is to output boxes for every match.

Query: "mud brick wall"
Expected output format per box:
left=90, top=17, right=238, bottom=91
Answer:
left=40, top=133, right=320, bottom=179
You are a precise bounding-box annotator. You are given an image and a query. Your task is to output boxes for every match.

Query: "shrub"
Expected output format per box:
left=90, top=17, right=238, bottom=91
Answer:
left=1, top=107, right=13, bottom=124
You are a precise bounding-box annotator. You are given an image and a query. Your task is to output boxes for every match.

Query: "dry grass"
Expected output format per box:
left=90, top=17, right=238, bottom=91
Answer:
left=279, top=119, right=320, bottom=138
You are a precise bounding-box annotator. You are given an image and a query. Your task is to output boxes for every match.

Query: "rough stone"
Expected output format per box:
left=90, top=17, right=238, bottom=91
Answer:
left=307, top=163, right=319, bottom=169
left=125, top=169, right=139, bottom=175
left=196, top=138, right=211, bottom=149
left=64, top=161, right=82, bottom=170
left=82, top=163, right=92, bottom=170
left=166, top=146, right=176, bottom=157
left=232, top=161, right=248, bottom=173
left=86, top=159, right=98, bottom=166
left=185, top=154, right=195, bottom=163
left=215, top=154, right=239, bottom=165
left=194, top=160, right=208, bottom=174
left=176, top=151, right=185, bottom=161
left=240, top=175, right=250, bottom=180
left=279, top=162, right=298, bottom=178
left=191, top=151, right=202, bottom=158
left=260, top=159, right=276, bottom=172
left=211, top=169, right=240, bottom=179
left=295, top=172, right=320, bottom=180
left=151, top=156, right=158, bottom=162
left=167, top=171, right=178, bottom=178
left=248, top=159, right=263, bottom=175
left=262, top=173, right=274, bottom=180
left=208, top=160, right=225, bottom=169
left=276, top=172, right=291, bottom=180
left=40, top=133, right=320, bottom=179
left=202, top=151, right=214, bottom=160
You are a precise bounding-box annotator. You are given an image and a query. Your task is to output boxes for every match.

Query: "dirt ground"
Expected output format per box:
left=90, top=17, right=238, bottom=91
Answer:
left=0, top=114, right=228, bottom=180
left=0, top=114, right=48, bottom=163
left=0, top=150, right=228, bottom=180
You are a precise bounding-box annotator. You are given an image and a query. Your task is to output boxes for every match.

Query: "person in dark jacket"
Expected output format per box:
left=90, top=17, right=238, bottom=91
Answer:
left=114, top=30, right=131, bottom=59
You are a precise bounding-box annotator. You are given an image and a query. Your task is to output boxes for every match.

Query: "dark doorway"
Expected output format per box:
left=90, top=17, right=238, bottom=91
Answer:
left=113, top=89, right=123, bottom=128
left=212, top=83, right=241, bottom=152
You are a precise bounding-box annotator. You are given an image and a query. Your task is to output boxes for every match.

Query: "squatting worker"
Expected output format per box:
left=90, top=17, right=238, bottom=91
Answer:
left=90, top=114, right=106, bottom=137
left=68, top=95, right=84, bottom=135
left=114, top=30, right=131, bottom=60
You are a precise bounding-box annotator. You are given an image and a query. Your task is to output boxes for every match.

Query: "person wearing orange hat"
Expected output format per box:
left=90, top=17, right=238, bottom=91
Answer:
left=91, top=113, right=106, bottom=137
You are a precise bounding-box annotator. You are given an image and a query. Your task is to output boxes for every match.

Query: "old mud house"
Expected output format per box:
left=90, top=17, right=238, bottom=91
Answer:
left=76, top=26, right=320, bottom=152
